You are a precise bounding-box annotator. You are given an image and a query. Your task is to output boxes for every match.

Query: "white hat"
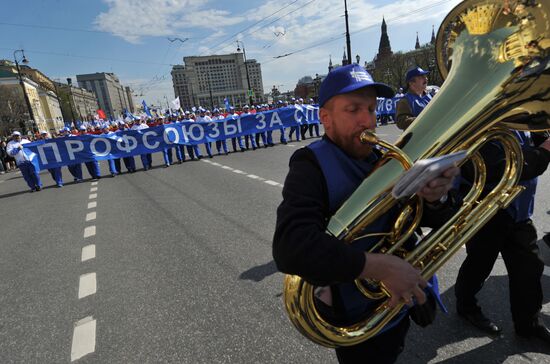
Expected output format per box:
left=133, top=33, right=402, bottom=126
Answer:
left=12, top=131, right=21, bottom=136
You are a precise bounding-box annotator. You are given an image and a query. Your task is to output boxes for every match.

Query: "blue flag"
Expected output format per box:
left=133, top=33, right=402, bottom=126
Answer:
left=142, top=100, right=152, bottom=118
left=224, top=97, right=231, bottom=112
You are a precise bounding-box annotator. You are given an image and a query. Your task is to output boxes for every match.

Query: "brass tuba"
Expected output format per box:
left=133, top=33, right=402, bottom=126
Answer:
left=283, top=0, right=550, bottom=348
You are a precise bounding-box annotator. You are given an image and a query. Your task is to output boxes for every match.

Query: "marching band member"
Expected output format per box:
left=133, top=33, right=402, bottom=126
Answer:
left=7, top=131, right=43, bottom=192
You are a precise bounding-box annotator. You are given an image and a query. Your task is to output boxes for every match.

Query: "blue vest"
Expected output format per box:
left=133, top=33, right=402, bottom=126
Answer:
left=507, top=131, right=538, bottom=222
left=308, top=138, right=408, bottom=332
left=404, top=92, right=432, bottom=117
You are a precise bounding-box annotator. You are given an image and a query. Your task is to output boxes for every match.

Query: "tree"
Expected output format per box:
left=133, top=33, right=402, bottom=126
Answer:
left=0, top=86, right=28, bottom=136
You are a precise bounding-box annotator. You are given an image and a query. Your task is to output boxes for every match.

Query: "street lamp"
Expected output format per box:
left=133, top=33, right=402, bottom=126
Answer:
left=66, top=78, right=77, bottom=124
left=13, top=49, right=36, bottom=133
left=236, top=40, right=254, bottom=105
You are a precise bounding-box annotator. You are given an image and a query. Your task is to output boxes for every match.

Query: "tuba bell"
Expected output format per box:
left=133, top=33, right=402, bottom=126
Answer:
left=283, top=0, right=550, bottom=348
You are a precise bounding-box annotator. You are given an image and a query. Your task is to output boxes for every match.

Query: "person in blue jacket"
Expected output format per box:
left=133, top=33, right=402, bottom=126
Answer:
left=273, top=63, right=459, bottom=364
left=395, top=66, right=432, bottom=130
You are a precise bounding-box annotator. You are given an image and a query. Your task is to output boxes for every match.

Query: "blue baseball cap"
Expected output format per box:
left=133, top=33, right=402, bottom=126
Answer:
left=318, top=63, right=394, bottom=107
left=406, top=66, right=429, bottom=83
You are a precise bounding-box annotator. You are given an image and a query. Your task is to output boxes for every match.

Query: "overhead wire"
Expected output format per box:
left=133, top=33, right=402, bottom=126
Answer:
left=258, top=0, right=454, bottom=65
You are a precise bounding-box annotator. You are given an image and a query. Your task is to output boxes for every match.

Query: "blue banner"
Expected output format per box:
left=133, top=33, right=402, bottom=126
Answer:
left=23, top=106, right=320, bottom=170
left=376, top=97, right=403, bottom=116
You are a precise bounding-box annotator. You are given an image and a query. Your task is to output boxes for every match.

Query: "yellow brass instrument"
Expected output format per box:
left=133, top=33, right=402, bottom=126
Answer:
left=283, top=0, right=550, bottom=348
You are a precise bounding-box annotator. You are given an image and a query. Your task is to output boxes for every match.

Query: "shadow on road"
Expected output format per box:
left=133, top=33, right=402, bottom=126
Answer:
left=239, top=261, right=278, bottom=282
left=399, top=274, right=550, bottom=363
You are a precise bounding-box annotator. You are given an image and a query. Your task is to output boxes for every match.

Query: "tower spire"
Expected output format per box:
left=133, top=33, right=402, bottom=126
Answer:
left=415, top=32, right=421, bottom=49
left=378, top=16, right=392, bottom=56
left=431, top=25, right=436, bottom=45
left=328, top=55, right=333, bottom=72
left=342, top=48, right=348, bottom=65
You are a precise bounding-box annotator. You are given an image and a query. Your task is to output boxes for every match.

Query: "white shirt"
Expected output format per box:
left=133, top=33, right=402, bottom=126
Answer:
left=131, top=123, right=149, bottom=130
left=196, top=115, right=212, bottom=122
left=7, top=138, right=31, bottom=164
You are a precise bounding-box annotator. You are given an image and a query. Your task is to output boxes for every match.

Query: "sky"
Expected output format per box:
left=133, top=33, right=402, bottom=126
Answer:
left=1, top=0, right=462, bottom=107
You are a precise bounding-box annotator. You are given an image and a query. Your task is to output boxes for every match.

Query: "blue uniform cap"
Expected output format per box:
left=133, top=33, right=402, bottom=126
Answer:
left=406, top=66, right=430, bottom=83
left=318, top=63, right=394, bottom=107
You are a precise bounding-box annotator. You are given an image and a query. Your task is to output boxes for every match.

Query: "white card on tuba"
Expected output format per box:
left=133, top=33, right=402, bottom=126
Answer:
left=391, top=150, right=467, bottom=199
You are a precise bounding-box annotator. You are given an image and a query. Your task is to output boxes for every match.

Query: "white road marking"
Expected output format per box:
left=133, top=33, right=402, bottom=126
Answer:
left=88, top=193, right=97, bottom=200
left=90, top=187, right=98, bottom=192
left=287, top=144, right=296, bottom=147
left=85, top=212, right=96, bottom=222
left=91, top=181, right=98, bottom=186
left=202, top=161, right=283, bottom=188
left=87, top=202, right=97, bottom=209
left=81, top=245, right=96, bottom=262
left=83, top=226, right=96, bottom=238
left=71, top=316, right=96, bottom=361
left=202, top=159, right=212, bottom=164
left=544, top=266, right=550, bottom=277
left=78, top=273, right=97, bottom=299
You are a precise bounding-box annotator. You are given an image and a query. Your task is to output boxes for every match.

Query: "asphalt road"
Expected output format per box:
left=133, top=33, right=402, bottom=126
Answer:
left=1, top=124, right=549, bottom=363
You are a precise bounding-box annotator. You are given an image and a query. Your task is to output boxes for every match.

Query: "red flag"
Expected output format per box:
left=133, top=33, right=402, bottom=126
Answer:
left=97, top=109, right=107, bottom=120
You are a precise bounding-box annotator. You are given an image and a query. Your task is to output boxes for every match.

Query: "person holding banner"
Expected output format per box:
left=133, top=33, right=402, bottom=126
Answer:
left=59, top=127, right=84, bottom=182
left=396, top=66, right=433, bottom=130
left=78, top=126, right=102, bottom=179
left=6, top=131, right=43, bottom=192
left=276, top=100, right=289, bottom=144
left=241, top=105, right=258, bottom=150
left=196, top=109, right=214, bottom=158
left=39, top=131, right=63, bottom=187
left=131, top=119, right=153, bottom=170
left=227, top=107, right=246, bottom=153
left=212, top=109, right=229, bottom=155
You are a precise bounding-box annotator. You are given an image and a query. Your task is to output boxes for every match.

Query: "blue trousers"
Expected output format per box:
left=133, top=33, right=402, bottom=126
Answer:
left=140, top=154, right=152, bottom=169
left=68, top=164, right=83, bottom=181
left=216, top=140, right=228, bottom=154
left=204, top=143, right=213, bottom=157
left=279, top=127, right=288, bottom=143
left=122, top=157, right=136, bottom=172
left=19, top=161, right=42, bottom=190
left=244, top=134, right=257, bottom=149
left=107, top=159, right=119, bottom=175
left=231, top=137, right=245, bottom=152
left=85, top=161, right=101, bottom=178
left=163, top=148, right=174, bottom=165
left=48, top=167, right=63, bottom=186
left=289, top=126, right=301, bottom=141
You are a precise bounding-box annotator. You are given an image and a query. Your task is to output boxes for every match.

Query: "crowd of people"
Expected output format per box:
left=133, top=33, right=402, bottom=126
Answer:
left=1, top=98, right=322, bottom=192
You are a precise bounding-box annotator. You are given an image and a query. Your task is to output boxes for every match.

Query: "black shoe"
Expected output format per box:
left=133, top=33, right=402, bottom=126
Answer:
left=517, top=324, right=550, bottom=345
left=458, top=309, right=501, bottom=335
left=35, top=186, right=41, bottom=191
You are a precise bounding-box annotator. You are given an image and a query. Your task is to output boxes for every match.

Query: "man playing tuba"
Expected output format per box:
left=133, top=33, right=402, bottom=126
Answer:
left=273, top=63, right=459, bottom=363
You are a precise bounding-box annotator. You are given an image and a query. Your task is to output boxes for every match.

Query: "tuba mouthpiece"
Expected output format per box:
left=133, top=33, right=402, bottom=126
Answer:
left=360, top=130, right=379, bottom=144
